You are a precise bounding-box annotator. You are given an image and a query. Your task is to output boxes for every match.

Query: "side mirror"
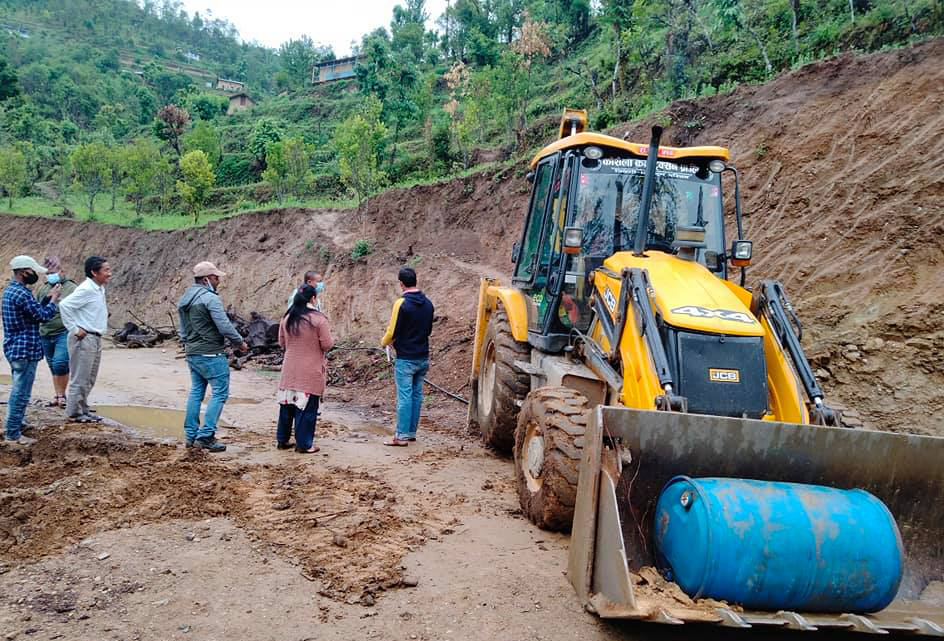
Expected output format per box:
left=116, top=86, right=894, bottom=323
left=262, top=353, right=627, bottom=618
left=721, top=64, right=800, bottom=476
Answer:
left=512, top=241, right=521, bottom=264
left=730, top=240, right=752, bottom=267
left=526, top=171, right=535, bottom=184
left=562, top=227, right=583, bottom=255
left=705, top=250, right=722, bottom=272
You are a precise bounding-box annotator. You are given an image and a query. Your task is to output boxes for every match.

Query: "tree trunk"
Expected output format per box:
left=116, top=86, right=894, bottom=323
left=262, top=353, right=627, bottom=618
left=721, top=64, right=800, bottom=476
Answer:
left=7, top=195, right=12, bottom=210
left=789, top=0, right=800, bottom=54
left=611, top=26, right=621, bottom=100
left=388, top=119, right=401, bottom=172
left=88, top=192, right=95, bottom=215
left=110, top=187, right=117, bottom=212
left=745, top=24, right=773, bottom=75
left=849, top=0, right=855, bottom=24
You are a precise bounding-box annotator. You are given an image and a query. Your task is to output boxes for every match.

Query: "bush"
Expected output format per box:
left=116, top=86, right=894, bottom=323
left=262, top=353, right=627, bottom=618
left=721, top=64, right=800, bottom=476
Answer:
left=351, top=239, right=372, bottom=260
left=216, top=154, right=256, bottom=187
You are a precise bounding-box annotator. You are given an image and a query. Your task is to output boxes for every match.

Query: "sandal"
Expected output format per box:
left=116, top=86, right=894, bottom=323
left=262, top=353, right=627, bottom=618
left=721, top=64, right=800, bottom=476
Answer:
left=295, top=445, right=320, bottom=454
left=383, top=438, right=409, bottom=447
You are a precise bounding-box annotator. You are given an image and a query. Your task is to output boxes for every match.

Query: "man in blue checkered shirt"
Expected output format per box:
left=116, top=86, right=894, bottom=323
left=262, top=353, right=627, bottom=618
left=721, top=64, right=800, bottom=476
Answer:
left=3, top=255, right=62, bottom=444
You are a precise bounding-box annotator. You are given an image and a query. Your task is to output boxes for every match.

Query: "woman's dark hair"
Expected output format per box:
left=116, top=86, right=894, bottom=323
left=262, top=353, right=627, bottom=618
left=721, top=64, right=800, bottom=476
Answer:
left=284, top=284, right=319, bottom=336
left=84, top=256, right=107, bottom=279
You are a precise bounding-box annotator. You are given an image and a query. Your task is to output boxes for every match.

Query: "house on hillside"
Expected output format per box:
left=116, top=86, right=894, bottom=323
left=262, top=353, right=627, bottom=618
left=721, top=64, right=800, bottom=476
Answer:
left=216, top=77, right=246, bottom=93
left=227, top=93, right=254, bottom=115
left=312, top=56, right=362, bottom=84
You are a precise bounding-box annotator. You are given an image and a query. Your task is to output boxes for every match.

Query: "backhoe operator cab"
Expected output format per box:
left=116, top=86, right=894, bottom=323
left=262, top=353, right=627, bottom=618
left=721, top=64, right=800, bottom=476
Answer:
left=513, top=124, right=746, bottom=354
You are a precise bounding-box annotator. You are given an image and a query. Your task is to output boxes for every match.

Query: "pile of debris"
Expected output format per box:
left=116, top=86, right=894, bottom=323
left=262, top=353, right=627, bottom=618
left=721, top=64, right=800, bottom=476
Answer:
left=111, top=313, right=177, bottom=348
left=226, top=307, right=284, bottom=370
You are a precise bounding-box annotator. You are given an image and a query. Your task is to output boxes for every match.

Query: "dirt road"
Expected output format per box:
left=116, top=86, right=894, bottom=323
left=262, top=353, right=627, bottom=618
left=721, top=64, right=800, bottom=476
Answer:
left=0, top=344, right=646, bottom=641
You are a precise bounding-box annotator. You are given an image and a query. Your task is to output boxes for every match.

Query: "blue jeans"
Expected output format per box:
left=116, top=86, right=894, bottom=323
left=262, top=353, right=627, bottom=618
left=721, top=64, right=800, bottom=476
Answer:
left=394, top=358, right=429, bottom=440
left=41, top=332, right=70, bottom=377
left=184, top=354, right=230, bottom=441
left=4, top=359, right=38, bottom=440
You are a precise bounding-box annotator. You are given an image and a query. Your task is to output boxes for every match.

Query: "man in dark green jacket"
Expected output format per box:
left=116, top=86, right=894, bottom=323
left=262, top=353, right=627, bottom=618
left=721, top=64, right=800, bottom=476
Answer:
left=177, top=261, right=248, bottom=452
left=34, top=256, right=77, bottom=408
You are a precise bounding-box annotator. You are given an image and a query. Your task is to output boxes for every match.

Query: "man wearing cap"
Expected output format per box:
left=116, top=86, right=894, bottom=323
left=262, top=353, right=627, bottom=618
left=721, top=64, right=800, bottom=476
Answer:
left=2, top=256, right=62, bottom=444
left=177, top=261, right=248, bottom=452
left=59, top=256, right=112, bottom=423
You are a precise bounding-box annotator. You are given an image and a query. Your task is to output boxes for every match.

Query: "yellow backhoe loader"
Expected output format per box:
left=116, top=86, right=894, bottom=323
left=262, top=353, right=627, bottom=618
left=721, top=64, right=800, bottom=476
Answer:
left=468, top=109, right=944, bottom=633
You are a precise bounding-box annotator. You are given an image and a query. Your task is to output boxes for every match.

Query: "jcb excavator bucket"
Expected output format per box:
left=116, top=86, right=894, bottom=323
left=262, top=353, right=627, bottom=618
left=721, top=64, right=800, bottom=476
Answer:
left=569, top=407, right=944, bottom=635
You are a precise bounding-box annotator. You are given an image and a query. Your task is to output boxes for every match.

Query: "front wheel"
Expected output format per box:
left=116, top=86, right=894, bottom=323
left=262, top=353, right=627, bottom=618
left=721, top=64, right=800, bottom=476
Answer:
left=514, top=386, right=588, bottom=532
left=474, top=308, right=530, bottom=454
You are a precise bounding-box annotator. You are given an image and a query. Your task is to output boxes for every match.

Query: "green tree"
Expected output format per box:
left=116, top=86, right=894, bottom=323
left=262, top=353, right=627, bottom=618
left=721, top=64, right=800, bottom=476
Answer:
left=70, top=142, right=112, bottom=215
left=249, top=118, right=285, bottom=163
left=177, top=150, right=215, bottom=222
left=106, top=146, right=126, bottom=212
left=185, top=93, right=228, bottom=121
left=262, top=137, right=314, bottom=202
left=121, top=140, right=162, bottom=215
left=279, top=36, right=334, bottom=88
left=183, top=120, right=222, bottom=169
left=0, top=57, right=21, bottom=102
left=0, top=147, right=28, bottom=209
left=334, top=96, right=388, bottom=217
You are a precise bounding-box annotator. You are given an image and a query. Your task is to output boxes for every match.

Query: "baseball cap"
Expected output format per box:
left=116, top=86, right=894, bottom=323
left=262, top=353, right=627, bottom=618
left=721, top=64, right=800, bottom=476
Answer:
left=9, top=255, right=47, bottom=274
left=193, top=261, right=226, bottom=278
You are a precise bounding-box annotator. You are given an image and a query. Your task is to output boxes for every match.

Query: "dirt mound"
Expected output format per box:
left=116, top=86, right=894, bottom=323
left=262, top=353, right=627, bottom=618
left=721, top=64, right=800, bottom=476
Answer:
left=0, top=426, right=437, bottom=603
left=1, top=39, right=942, bottom=433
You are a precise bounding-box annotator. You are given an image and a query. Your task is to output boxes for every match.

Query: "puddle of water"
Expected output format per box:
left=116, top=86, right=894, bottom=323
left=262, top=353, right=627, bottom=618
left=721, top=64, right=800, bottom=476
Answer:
left=0, top=374, right=11, bottom=385
left=95, top=405, right=232, bottom=440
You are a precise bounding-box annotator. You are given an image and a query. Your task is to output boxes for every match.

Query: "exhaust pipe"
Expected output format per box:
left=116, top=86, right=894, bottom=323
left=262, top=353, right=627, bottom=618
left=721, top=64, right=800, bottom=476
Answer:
left=632, top=126, right=663, bottom=256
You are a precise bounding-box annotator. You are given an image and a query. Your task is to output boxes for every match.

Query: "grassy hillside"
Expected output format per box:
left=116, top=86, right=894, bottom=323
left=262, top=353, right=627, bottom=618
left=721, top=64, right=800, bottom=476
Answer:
left=0, top=0, right=941, bottom=230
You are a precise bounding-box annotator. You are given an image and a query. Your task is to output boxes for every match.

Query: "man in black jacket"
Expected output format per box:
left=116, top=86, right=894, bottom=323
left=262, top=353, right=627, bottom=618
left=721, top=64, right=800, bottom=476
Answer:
left=380, top=267, right=433, bottom=446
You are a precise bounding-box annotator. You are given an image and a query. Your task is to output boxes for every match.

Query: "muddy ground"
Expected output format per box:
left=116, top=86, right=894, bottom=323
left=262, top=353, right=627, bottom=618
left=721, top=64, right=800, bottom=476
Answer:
left=0, top=345, right=608, bottom=641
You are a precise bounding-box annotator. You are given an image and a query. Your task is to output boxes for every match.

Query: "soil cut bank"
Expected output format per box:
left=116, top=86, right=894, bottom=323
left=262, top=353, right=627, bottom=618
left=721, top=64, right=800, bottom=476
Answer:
left=1, top=39, right=942, bottom=436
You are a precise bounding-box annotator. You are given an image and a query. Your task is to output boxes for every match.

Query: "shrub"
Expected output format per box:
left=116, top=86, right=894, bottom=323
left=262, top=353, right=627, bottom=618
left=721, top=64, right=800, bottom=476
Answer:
left=351, top=239, right=372, bottom=260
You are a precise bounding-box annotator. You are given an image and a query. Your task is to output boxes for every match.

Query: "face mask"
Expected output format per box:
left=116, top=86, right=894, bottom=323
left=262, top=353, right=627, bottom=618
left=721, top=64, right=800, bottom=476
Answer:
left=315, top=282, right=325, bottom=294
left=46, top=273, right=61, bottom=285
left=23, top=271, right=38, bottom=285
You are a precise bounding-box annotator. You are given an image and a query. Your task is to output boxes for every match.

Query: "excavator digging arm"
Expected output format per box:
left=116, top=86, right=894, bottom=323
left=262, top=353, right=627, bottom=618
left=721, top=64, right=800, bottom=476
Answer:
left=754, top=280, right=840, bottom=426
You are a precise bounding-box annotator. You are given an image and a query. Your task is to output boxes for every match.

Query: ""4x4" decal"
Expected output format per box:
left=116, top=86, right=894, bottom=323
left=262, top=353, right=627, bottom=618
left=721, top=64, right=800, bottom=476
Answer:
left=671, top=306, right=756, bottom=324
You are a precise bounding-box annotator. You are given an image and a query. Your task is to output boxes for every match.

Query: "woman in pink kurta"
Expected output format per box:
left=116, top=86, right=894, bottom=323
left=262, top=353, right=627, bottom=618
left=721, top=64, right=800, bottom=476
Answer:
left=277, top=285, right=334, bottom=453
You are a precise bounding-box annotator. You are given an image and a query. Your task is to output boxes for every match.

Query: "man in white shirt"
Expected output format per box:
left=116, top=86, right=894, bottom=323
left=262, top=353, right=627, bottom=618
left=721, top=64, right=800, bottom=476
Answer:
left=58, top=256, right=112, bottom=422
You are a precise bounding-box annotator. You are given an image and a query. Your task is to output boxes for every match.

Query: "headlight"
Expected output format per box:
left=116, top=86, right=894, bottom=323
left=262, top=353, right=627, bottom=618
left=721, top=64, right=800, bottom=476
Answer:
left=709, top=159, right=727, bottom=173
left=584, top=146, right=603, bottom=160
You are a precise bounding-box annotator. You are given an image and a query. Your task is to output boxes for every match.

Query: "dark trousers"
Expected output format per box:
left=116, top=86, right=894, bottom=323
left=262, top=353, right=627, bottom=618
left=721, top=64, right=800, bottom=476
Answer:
left=277, top=395, right=319, bottom=451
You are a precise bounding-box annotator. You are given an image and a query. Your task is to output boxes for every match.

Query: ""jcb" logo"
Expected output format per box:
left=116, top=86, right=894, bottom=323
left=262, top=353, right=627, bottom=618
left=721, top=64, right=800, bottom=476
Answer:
left=709, top=368, right=740, bottom=383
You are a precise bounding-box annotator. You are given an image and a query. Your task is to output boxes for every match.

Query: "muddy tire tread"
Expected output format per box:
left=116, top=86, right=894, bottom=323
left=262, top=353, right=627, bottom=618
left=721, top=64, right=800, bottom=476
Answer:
left=514, top=386, right=588, bottom=532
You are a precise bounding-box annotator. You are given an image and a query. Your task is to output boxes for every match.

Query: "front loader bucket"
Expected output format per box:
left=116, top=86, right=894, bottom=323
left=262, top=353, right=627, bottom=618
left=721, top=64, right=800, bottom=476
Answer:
left=568, top=407, right=944, bottom=635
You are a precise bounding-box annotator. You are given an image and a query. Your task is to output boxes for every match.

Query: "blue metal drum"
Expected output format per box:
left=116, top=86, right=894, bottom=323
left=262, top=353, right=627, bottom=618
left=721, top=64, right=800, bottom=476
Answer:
left=652, top=476, right=903, bottom=612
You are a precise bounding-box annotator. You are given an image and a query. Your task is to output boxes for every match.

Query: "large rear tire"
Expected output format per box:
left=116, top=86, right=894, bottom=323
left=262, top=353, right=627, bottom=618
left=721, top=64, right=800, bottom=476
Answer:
left=475, top=308, right=531, bottom=454
left=514, top=386, right=588, bottom=532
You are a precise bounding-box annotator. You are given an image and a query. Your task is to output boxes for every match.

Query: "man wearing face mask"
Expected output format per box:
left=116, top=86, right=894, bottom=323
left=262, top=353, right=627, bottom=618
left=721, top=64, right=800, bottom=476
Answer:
left=287, top=271, right=324, bottom=313
left=2, top=255, right=61, bottom=444
left=177, top=261, right=248, bottom=452
left=34, top=256, right=77, bottom=408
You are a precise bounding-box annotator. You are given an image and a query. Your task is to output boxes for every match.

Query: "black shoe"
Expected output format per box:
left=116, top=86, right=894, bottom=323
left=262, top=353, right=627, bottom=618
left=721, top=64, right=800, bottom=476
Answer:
left=276, top=441, right=294, bottom=450
left=195, top=437, right=226, bottom=452
left=185, top=438, right=194, bottom=448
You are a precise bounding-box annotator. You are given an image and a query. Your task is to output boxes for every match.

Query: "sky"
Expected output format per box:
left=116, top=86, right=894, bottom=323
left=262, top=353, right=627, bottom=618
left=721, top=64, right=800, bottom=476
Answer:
left=177, top=0, right=450, bottom=56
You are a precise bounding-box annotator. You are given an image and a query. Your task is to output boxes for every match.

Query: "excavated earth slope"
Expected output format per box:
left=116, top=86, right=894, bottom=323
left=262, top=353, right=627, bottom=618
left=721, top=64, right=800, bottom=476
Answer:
left=1, top=38, right=942, bottom=434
